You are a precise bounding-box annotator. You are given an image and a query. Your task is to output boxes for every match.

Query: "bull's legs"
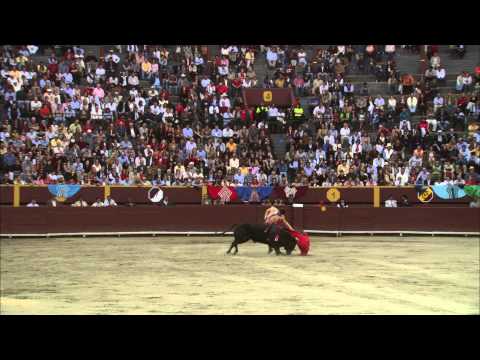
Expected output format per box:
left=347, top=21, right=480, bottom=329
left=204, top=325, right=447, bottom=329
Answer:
left=227, top=233, right=250, bottom=255
left=273, top=246, right=282, bottom=256
left=268, top=245, right=273, bottom=254
left=226, top=242, right=241, bottom=255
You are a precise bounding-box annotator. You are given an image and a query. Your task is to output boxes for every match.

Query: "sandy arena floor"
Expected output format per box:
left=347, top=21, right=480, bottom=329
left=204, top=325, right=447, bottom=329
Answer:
left=0, top=236, right=478, bottom=315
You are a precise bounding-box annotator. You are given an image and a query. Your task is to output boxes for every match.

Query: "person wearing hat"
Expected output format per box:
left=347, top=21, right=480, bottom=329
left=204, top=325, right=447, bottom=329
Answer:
left=383, top=143, right=394, bottom=161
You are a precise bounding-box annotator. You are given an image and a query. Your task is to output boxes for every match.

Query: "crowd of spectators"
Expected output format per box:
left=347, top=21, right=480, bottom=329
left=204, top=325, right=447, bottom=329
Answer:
left=0, top=44, right=479, bottom=189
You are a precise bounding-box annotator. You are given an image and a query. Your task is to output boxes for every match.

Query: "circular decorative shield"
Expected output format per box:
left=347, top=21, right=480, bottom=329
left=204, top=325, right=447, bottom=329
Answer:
left=326, top=188, right=341, bottom=203
left=148, top=186, right=164, bottom=203
left=417, top=186, right=434, bottom=203
left=262, top=90, right=273, bottom=103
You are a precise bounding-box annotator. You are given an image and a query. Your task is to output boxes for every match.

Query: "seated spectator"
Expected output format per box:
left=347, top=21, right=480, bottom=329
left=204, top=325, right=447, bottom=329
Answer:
left=0, top=43, right=477, bottom=192
left=399, top=195, right=411, bottom=207
left=266, top=47, right=278, bottom=69
left=385, top=195, right=398, bottom=208
left=436, top=66, right=446, bottom=86
left=47, top=198, right=58, bottom=207
left=27, top=200, right=39, bottom=207
left=72, top=198, right=89, bottom=207
left=91, top=198, right=104, bottom=207
left=103, top=196, right=118, bottom=207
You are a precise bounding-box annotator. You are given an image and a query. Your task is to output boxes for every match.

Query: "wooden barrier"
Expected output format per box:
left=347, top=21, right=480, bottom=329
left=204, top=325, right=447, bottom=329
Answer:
left=1, top=206, right=478, bottom=235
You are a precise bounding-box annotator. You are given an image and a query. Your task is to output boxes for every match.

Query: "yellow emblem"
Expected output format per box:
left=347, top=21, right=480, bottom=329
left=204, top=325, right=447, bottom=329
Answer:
left=55, top=187, right=67, bottom=202
left=417, top=187, right=433, bottom=203
left=263, top=90, right=273, bottom=103
left=326, top=188, right=341, bottom=203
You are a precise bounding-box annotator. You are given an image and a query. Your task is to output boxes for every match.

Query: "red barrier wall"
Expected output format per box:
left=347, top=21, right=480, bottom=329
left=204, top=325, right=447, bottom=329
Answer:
left=1, top=206, right=478, bottom=235
left=0, top=186, right=13, bottom=205
left=302, top=206, right=480, bottom=232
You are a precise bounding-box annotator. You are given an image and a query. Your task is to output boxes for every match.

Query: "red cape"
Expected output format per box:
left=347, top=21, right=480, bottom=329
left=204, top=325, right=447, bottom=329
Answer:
left=287, top=230, right=310, bottom=256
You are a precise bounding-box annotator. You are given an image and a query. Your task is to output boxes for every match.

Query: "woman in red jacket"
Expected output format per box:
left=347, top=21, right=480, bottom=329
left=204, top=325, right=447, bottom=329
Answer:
left=418, top=118, right=429, bottom=137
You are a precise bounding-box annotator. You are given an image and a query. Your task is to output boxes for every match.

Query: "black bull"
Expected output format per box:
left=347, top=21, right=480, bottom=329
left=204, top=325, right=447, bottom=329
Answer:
left=225, top=224, right=297, bottom=255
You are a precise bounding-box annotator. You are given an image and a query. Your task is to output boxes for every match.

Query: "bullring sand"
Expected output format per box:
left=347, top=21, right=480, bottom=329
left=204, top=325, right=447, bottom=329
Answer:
left=1, top=236, right=478, bottom=314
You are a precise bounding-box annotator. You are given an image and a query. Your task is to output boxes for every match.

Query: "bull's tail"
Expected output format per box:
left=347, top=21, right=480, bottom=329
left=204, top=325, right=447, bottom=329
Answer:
left=219, top=224, right=238, bottom=236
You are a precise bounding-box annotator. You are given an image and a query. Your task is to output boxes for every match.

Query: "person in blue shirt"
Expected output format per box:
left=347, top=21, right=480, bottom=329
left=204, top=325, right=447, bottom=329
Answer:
left=71, top=97, right=81, bottom=111
left=2, top=152, right=17, bottom=169
left=233, top=169, right=245, bottom=185
left=182, top=125, right=193, bottom=138
left=197, top=146, right=207, bottom=161
left=120, top=138, right=132, bottom=150
left=39, top=77, right=46, bottom=89
left=152, top=75, right=162, bottom=90
left=63, top=72, right=73, bottom=85
left=416, top=168, right=430, bottom=186
left=63, top=84, right=74, bottom=98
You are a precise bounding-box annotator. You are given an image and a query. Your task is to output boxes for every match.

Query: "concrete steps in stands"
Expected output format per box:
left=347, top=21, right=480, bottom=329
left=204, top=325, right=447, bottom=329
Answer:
left=395, top=50, right=422, bottom=76
left=437, top=45, right=479, bottom=75
left=271, top=133, right=288, bottom=160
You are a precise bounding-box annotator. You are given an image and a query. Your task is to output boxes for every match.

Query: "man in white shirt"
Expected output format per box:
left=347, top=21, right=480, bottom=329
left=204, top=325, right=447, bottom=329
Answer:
left=426, top=113, right=438, bottom=131
left=387, top=96, right=397, bottom=113
left=372, top=153, right=385, bottom=171
left=383, top=143, right=394, bottom=161
left=339, top=123, right=351, bottom=143
left=351, top=140, right=362, bottom=157
left=128, top=73, right=139, bottom=87
left=312, top=104, right=325, bottom=120
left=436, top=66, right=446, bottom=85
left=30, top=97, right=42, bottom=112
left=95, top=65, right=106, bottom=82
left=219, top=95, right=231, bottom=112
left=222, top=126, right=234, bottom=139
left=229, top=155, right=240, bottom=170
left=407, top=95, right=418, bottom=114
left=385, top=45, right=396, bottom=59
left=90, top=104, right=103, bottom=120
left=463, top=72, right=473, bottom=92
left=395, top=167, right=410, bottom=186
left=208, top=102, right=220, bottom=122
